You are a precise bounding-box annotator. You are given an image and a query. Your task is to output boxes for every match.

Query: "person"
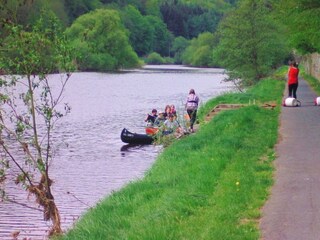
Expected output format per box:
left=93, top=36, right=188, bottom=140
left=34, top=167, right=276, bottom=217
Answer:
left=185, top=89, right=199, bottom=132
left=144, top=109, right=157, bottom=126
left=163, top=105, right=171, bottom=119
left=163, top=113, right=182, bottom=135
left=288, top=61, right=299, bottom=99
left=170, top=104, right=177, bottom=118
left=154, top=111, right=166, bottom=126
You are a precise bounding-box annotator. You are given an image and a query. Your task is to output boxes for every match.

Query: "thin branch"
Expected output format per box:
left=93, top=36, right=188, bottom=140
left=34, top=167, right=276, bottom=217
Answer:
left=50, top=74, right=71, bottom=107
left=67, top=191, right=90, bottom=207
left=0, top=142, right=33, bottom=186
left=5, top=198, right=43, bottom=212
left=0, top=122, right=37, bottom=165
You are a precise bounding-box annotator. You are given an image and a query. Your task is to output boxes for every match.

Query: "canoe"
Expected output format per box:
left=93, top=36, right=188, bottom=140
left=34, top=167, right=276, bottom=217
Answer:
left=121, top=128, right=154, bottom=144
left=145, top=127, right=159, bottom=135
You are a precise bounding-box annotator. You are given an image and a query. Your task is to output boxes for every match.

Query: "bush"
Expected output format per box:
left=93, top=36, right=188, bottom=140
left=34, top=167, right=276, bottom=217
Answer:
left=144, top=52, right=165, bottom=64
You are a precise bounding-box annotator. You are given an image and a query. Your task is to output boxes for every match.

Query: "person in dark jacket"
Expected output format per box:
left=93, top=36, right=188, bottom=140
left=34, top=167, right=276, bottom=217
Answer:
left=144, top=109, right=157, bottom=126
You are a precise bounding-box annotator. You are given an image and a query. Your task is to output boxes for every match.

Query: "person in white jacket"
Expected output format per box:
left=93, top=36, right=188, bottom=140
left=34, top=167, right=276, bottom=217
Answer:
left=185, top=89, right=199, bottom=132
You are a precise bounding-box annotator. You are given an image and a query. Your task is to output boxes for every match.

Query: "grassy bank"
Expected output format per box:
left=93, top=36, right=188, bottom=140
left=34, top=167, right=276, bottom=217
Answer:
left=302, top=72, right=320, bottom=95
left=57, top=77, right=285, bottom=240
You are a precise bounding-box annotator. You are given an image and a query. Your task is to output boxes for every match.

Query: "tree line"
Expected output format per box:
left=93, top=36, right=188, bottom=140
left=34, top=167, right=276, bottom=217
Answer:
left=0, top=0, right=238, bottom=71
left=0, top=0, right=319, bottom=84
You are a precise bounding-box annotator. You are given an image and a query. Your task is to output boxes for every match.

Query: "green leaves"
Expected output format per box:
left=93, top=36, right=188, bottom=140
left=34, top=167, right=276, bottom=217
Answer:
left=182, top=32, right=217, bottom=67
left=0, top=10, right=74, bottom=75
left=66, top=8, right=140, bottom=71
left=274, top=0, right=320, bottom=54
left=213, top=0, right=290, bottom=87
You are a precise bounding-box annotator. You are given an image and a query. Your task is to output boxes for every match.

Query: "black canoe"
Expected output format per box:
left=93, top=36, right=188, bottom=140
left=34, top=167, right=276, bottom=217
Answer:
left=120, top=128, right=154, bottom=144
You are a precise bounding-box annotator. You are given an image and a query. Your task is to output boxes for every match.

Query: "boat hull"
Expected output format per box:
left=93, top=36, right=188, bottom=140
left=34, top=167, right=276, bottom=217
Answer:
left=121, top=128, right=154, bottom=144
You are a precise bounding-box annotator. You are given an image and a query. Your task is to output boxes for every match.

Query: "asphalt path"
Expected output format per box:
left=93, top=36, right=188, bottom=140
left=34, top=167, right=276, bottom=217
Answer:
left=260, top=78, right=320, bottom=240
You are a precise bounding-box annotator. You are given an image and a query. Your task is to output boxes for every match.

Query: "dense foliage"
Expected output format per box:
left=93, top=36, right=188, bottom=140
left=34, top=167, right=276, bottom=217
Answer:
left=121, top=5, right=172, bottom=57
left=159, top=0, right=225, bottom=39
left=182, top=32, right=218, bottom=67
left=0, top=0, right=319, bottom=75
left=1, top=9, right=74, bottom=74
left=273, top=0, right=320, bottom=54
left=171, top=36, right=190, bottom=64
left=213, top=0, right=290, bottom=86
left=65, top=8, right=141, bottom=71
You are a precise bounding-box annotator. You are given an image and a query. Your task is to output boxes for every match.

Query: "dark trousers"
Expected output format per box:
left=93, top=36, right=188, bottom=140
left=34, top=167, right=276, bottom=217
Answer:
left=187, top=109, right=197, bottom=129
left=288, top=83, right=298, bottom=99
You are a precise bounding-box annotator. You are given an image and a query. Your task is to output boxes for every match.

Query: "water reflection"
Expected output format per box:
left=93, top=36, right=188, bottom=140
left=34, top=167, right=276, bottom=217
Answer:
left=0, top=65, right=232, bottom=239
left=120, top=144, right=145, bottom=153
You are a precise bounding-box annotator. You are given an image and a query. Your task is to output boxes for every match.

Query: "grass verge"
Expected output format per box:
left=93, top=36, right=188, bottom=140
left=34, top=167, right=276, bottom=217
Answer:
left=56, top=77, right=285, bottom=240
left=302, top=72, right=320, bottom=95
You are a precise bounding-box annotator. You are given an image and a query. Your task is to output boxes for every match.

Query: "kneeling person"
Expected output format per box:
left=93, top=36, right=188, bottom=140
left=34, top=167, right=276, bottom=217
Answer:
left=163, top=114, right=182, bottom=135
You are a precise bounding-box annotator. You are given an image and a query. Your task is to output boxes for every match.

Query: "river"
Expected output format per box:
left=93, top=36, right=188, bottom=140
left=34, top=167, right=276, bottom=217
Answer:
left=0, top=65, right=233, bottom=239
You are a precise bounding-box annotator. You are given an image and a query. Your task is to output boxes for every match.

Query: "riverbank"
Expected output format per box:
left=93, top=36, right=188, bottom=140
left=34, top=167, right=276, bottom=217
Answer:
left=56, top=72, right=285, bottom=240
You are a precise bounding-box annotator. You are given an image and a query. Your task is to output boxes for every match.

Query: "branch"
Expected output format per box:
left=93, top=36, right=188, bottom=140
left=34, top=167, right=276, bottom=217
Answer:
left=67, top=191, right=90, bottom=207
left=0, top=141, right=33, bottom=186
left=0, top=121, right=37, bottom=166
left=45, top=73, right=71, bottom=109
left=27, top=75, right=42, bottom=161
left=5, top=198, right=43, bottom=212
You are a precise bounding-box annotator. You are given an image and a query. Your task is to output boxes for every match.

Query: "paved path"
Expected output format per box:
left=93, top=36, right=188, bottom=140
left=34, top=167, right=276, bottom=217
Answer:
left=260, top=78, right=320, bottom=240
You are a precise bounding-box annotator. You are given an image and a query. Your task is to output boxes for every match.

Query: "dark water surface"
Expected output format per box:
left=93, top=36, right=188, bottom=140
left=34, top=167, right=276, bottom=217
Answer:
left=0, top=65, right=233, bottom=239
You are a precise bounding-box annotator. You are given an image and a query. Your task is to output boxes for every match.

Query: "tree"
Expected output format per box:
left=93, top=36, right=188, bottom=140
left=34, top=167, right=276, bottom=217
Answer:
left=66, top=8, right=141, bottom=71
left=121, top=5, right=154, bottom=56
left=29, top=0, right=71, bottom=27
left=145, top=52, right=165, bottom=64
left=213, top=0, right=290, bottom=87
left=182, top=32, right=217, bottom=67
left=146, top=15, right=173, bottom=57
left=0, top=0, right=34, bottom=26
left=64, top=0, right=102, bottom=24
left=171, top=36, right=190, bottom=64
left=121, top=5, right=173, bottom=57
left=273, top=0, right=320, bottom=54
left=186, top=10, right=222, bottom=38
left=0, top=0, right=70, bottom=27
left=0, top=10, right=75, bottom=237
left=160, top=0, right=193, bottom=38
left=145, top=0, right=161, bottom=16
left=159, top=0, right=234, bottom=39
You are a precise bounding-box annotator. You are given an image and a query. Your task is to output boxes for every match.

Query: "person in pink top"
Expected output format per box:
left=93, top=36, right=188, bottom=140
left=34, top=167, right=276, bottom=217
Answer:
left=170, top=104, right=177, bottom=118
left=288, top=61, right=299, bottom=99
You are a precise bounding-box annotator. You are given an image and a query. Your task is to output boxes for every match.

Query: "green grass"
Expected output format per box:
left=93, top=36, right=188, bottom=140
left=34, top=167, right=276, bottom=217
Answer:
left=302, top=72, right=320, bottom=95
left=56, top=78, right=285, bottom=240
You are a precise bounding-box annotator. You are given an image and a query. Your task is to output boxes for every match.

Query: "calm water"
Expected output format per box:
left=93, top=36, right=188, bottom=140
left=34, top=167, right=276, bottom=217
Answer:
left=0, top=65, right=233, bottom=239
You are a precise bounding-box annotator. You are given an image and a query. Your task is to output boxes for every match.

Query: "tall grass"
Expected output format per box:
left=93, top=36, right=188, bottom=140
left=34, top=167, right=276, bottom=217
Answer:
left=56, top=78, right=285, bottom=240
